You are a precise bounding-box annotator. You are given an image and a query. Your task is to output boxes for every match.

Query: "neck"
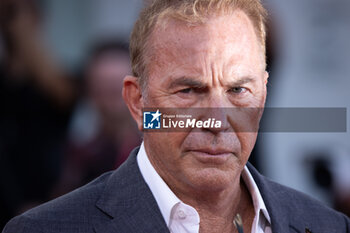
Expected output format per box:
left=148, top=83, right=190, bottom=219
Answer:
left=171, top=176, right=254, bottom=233
left=178, top=177, right=241, bottom=215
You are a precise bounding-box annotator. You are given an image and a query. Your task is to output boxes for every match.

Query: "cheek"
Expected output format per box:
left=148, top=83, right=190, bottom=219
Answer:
left=248, top=89, right=267, bottom=109
left=228, top=107, right=262, bottom=133
left=237, top=132, right=257, bottom=159
left=144, top=131, right=189, bottom=166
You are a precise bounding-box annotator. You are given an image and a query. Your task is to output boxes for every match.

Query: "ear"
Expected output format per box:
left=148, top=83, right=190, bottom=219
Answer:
left=261, top=71, right=269, bottom=107
left=264, top=71, right=269, bottom=85
left=122, top=76, right=143, bottom=131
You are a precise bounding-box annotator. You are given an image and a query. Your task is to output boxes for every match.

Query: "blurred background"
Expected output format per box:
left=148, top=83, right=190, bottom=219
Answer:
left=0, top=0, right=349, bottom=229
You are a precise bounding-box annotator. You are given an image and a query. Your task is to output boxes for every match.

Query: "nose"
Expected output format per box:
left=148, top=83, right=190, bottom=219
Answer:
left=198, top=90, right=232, bottom=133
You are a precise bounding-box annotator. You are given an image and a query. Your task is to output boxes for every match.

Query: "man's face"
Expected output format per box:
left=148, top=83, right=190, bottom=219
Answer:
left=141, top=11, right=267, bottom=194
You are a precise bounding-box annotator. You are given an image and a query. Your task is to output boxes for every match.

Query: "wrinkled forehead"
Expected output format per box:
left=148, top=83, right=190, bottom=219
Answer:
left=144, top=11, right=265, bottom=75
left=150, top=10, right=263, bottom=50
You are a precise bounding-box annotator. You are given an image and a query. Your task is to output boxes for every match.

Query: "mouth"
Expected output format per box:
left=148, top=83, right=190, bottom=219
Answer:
left=187, top=148, right=234, bottom=164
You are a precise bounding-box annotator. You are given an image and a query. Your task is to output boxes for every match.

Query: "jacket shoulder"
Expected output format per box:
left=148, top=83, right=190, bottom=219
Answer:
left=2, top=171, right=113, bottom=233
left=2, top=214, right=44, bottom=233
left=271, top=179, right=350, bottom=231
left=248, top=163, right=350, bottom=232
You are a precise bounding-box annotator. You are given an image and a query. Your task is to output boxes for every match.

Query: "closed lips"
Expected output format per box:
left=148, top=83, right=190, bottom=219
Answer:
left=189, top=149, right=233, bottom=155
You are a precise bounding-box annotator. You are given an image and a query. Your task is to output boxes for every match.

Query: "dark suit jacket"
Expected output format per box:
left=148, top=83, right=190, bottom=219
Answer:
left=3, top=147, right=350, bottom=233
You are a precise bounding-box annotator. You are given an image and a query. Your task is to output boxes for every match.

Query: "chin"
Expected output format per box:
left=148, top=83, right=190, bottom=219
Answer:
left=186, top=167, right=239, bottom=192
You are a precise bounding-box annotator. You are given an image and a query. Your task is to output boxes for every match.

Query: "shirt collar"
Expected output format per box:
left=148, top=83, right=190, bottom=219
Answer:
left=137, top=142, right=180, bottom=226
left=137, top=142, right=271, bottom=228
left=241, top=166, right=271, bottom=226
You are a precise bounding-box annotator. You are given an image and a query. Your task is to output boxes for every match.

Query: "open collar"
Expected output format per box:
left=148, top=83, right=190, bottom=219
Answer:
left=246, top=163, right=315, bottom=233
left=138, top=141, right=271, bottom=232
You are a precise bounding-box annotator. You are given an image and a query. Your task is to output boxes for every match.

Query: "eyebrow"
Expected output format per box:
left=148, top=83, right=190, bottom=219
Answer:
left=168, top=76, right=255, bottom=89
left=168, top=77, right=206, bottom=89
left=226, top=77, right=255, bottom=87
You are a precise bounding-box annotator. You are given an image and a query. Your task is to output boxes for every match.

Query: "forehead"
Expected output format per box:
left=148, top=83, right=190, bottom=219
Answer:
left=146, top=10, right=263, bottom=77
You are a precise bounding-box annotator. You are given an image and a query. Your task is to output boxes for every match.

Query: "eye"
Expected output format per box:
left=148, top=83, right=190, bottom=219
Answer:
left=177, top=87, right=207, bottom=94
left=178, top=88, right=193, bottom=94
left=228, top=87, right=247, bottom=94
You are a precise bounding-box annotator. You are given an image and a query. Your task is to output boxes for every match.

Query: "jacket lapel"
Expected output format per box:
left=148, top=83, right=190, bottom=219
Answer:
left=247, top=163, right=306, bottom=233
left=93, top=147, right=170, bottom=233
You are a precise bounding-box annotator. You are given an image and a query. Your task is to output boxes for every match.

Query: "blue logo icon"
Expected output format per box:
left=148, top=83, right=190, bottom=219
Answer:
left=143, top=110, right=162, bottom=129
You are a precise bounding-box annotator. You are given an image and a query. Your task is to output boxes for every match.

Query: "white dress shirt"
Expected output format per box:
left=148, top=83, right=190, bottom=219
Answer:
left=137, top=142, right=271, bottom=233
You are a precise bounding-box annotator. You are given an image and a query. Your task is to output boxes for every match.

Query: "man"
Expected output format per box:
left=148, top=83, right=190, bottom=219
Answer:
left=3, top=0, right=350, bottom=232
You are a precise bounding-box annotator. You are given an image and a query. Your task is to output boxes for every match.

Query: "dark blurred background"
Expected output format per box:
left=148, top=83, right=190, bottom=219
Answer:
left=0, top=0, right=349, bottom=229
